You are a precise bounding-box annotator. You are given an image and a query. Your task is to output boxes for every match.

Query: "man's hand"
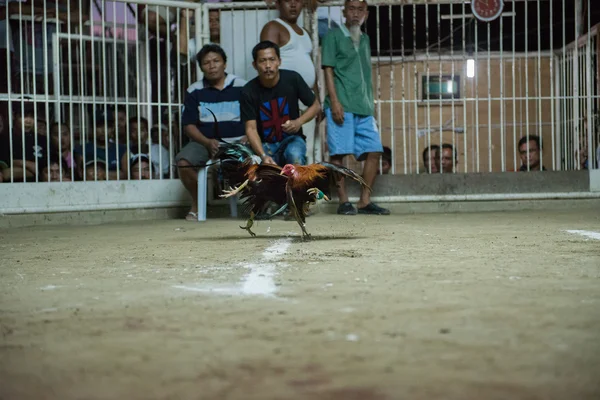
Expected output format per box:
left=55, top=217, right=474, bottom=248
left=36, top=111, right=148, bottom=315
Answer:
left=331, top=100, right=345, bottom=125
left=316, top=110, right=326, bottom=124
left=261, top=155, right=277, bottom=165
left=240, top=136, right=249, bottom=145
left=282, top=119, right=302, bottom=134
left=206, top=139, right=220, bottom=158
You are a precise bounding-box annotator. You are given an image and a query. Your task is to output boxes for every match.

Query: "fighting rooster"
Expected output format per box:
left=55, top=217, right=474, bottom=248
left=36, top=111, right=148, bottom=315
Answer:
left=220, top=162, right=371, bottom=240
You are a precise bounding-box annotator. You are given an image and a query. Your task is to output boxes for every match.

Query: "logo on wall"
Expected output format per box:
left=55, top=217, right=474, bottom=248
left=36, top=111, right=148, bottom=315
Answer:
left=259, top=97, right=290, bottom=143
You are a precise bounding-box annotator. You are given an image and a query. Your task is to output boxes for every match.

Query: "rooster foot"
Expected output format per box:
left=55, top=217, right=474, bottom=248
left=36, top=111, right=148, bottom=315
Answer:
left=307, top=187, right=330, bottom=201
left=239, top=212, right=257, bottom=237
left=220, top=179, right=249, bottom=198
left=299, top=223, right=312, bottom=241
left=240, top=225, right=257, bottom=237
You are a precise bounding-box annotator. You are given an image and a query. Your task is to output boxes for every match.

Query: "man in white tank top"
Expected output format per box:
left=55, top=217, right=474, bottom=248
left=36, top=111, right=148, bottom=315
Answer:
left=260, top=0, right=321, bottom=164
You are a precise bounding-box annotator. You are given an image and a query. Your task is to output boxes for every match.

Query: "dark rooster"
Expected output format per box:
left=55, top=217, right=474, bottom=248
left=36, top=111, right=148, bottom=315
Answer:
left=220, top=162, right=371, bottom=240
left=187, top=108, right=288, bottom=221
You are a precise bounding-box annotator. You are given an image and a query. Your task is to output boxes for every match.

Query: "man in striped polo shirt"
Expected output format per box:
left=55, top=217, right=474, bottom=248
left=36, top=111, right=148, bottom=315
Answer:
left=176, top=44, right=247, bottom=221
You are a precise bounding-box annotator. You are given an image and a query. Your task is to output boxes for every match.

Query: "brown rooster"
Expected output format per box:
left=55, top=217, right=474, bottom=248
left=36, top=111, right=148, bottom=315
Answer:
left=220, top=162, right=371, bottom=240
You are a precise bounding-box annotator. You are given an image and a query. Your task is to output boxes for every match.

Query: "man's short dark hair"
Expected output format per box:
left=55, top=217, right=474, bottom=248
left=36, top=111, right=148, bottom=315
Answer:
left=196, top=44, right=227, bottom=65
left=518, top=135, right=542, bottom=150
left=252, top=40, right=280, bottom=62
left=441, top=143, right=458, bottom=161
left=422, top=144, right=440, bottom=163
left=345, top=0, right=369, bottom=6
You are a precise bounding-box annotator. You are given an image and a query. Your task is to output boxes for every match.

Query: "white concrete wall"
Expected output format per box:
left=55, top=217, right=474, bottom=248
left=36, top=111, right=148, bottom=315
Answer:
left=590, top=170, right=600, bottom=192
left=0, top=180, right=190, bottom=214
left=220, top=9, right=304, bottom=81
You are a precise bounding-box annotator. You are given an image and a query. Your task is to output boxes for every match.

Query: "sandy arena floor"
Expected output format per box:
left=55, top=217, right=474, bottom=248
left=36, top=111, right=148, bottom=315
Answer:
left=1, top=208, right=600, bottom=400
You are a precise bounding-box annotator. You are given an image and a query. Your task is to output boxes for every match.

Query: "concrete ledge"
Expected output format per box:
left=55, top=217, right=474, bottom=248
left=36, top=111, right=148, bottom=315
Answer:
left=316, top=198, right=600, bottom=215
left=344, top=170, right=591, bottom=197
left=3, top=198, right=599, bottom=229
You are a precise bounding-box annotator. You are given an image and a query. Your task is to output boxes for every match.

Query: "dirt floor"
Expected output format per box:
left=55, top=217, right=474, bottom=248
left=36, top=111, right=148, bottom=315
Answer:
left=1, top=208, right=600, bottom=400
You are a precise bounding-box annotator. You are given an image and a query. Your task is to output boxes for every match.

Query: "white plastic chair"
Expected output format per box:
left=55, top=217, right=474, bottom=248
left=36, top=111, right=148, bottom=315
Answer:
left=197, top=160, right=238, bottom=221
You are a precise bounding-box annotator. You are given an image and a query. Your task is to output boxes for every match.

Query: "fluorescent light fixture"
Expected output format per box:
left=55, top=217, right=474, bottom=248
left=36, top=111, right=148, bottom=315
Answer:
left=446, top=80, right=453, bottom=93
left=466, top=59, right=475, bottom=78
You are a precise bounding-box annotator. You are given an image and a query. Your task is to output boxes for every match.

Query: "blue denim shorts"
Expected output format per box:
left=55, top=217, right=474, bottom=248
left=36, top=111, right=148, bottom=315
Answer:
left=325, top=108, right=383, bottom=161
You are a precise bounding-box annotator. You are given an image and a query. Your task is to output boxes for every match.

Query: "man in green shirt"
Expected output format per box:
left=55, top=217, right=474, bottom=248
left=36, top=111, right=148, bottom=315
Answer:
left=321, top=0, right=389, bottom=215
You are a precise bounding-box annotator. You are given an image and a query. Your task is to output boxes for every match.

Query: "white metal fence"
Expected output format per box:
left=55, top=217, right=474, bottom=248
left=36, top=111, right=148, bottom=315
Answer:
left=0, top=0, right=599, bottom=214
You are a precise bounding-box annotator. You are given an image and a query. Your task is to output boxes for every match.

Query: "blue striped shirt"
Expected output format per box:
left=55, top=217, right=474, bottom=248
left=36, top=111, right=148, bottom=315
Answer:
left=181, top=74, right=247, bottom=140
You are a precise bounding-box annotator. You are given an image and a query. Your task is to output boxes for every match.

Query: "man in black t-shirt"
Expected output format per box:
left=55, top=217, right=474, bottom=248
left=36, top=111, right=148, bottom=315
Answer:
left=0, top=102, right=49, bottom=182
left=240, top=40, right=320, bottom=166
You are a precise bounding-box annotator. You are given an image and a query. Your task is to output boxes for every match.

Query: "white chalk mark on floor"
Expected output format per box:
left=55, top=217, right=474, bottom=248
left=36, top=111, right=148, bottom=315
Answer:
left=566, top=230, right=600, bottom=241
left=174, top=238, right=293, bottom=298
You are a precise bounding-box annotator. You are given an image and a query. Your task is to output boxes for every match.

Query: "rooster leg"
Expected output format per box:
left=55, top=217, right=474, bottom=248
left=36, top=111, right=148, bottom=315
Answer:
left=239, top=211, right=257, bottom=237
left=299, top=223, right=312, bottom=241
left=220, top=179, right=249, bottom=198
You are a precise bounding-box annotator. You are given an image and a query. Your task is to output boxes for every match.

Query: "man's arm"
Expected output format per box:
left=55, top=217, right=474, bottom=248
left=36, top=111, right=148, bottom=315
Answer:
left=260, top=20, right=281, bottom=45
left=323, top=67, right=344, bottom=124
left=184, top=124, right=219, bottom=158
left=283, top=74, right=321, bottom=133
left=245, top=121, right=275, bottom=165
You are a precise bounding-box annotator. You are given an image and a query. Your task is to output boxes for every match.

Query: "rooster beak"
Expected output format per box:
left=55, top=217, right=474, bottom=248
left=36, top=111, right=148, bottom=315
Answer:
left=280, top=170, right=285, bottom=175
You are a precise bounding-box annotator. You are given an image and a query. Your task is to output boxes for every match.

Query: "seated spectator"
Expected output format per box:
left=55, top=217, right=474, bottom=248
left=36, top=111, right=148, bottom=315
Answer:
left=440, top=143, right=458, bottom=173
left=150, top=124, right=172, bottom=177
left=50, top=122, right=75, bottom=170
left=176, top=44, right=247, bottom=221
left=518, top=135, right=547, bottom=171
left=241, top=41, right=320, bottom=167
left=83, top=159, right=107, bottom=181
left=378, top=146, right=391, bottom=174
left=114, top=105, right=128, bottom=145
left=121, top=116, right=170, bottom=178
left=37, top=118, right=47, bottom=136
left=0, top=102, right=49, bottom=182
left=73, top=111, right=127, bottom=180
left=422, top=144, right=440, bottom=173
left=39, top=159, right=70, bottom=182
left=130, top=153, right=154, bottom=180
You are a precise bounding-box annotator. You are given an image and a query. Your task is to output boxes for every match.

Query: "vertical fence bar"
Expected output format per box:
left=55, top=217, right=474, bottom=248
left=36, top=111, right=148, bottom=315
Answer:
left=450, top=2, right=456, bottom=173
left=524, top=0, right=531, bottom=171
left=462, top=2, right=468, bottom=173
left=425, top=3, right=432, bottom=173
left=554, top=54, right=561, bottom=170
left=413, top=4, right=419, bottom=173
left=112, top=1, right=120, bottom=179
left=375, top=5, right=381, bottom=174
left=572, top=0, right=579, bottom=170
left=5, top=1, right=14, bottom=182
left=550, top=0, right=556, bottom=171
left=585, top=0, right=593, bottom=170
left=30, top=3, right=38, bottom=182
left=536, top=0, right=543, bottom=170
left=511, top=9, right=517, bottom=171
left=88, top=0, right=95, bottom=180
left=400, top=4, right=408, bottom=174
left=437, top=3, right=442, bottom=173
left=77, top=0, right=85, bottom=182
left=474, top=20, right=479, bottom=172
left=500, top=10, right=505, bottom=172
left=388, top=4, right=395, bottom=175
left=486, top=23, right=491, bottom=172
left=42, top=0, right=50, bottom=181
left=65, top=1, right=74, bottom=182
